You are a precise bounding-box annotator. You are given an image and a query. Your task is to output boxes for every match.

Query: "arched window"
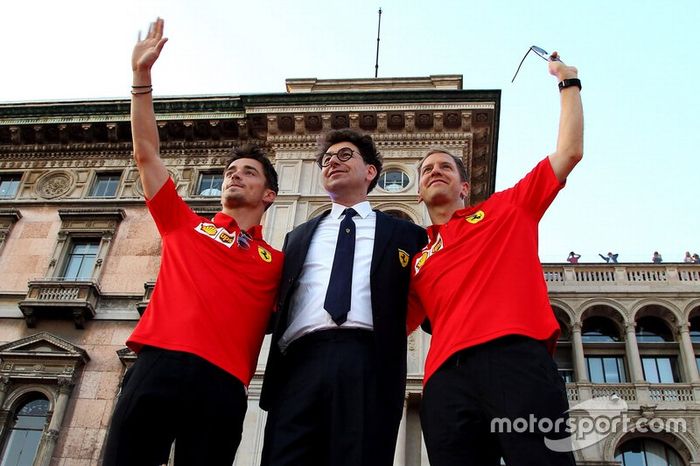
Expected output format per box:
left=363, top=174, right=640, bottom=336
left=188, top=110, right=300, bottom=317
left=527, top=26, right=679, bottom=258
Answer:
left=689, top=316, right=700, bottom=344
left=582, top=315, right=627, bottom=383
left=615, top=438, right=684, bottom=466
left=0, top=395, right=50, bottom=466
left=636, top=316, right=674, bottom=343
left=581, top=316, right=621, bottom=343
left=378, top=169, right=410, bottom=192
left=635, top=316, right=680, bottom=383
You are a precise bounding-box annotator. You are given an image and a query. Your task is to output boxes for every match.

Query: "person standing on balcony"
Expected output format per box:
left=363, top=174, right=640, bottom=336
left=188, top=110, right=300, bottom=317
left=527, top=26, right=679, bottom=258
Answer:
left=407, top=50, right=582, bottom=466
left=599, top=251, right=619, bottom=263
left=652, top=251, right=663, bottom=263
left=103, top=18, right=283, bottom=466
left=567, top=251, right=581, bottom=263
left=683, top=251, right=693, bottom=263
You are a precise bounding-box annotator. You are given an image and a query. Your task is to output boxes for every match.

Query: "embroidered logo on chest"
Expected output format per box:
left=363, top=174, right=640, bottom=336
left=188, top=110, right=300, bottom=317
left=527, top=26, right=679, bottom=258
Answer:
left=194, top=222, right=236, bottom=249
left=398, top=249, right=410, bottom=268
left=258, top=246, right=273, bottom=263
left=414, top=233, right=444, bottom=275
left=466, top=210, right=485, bottom=224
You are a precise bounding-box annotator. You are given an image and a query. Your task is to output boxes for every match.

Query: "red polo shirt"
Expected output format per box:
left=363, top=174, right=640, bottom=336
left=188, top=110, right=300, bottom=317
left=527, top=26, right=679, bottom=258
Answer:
left=408, top=157, right=564, bottom=384
left=127, top=178, right=283, bottom=386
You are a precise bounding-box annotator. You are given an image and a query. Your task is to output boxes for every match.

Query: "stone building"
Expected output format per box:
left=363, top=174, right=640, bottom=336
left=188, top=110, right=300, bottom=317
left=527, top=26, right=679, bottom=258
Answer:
left=0, top=76, right=698, bottom=466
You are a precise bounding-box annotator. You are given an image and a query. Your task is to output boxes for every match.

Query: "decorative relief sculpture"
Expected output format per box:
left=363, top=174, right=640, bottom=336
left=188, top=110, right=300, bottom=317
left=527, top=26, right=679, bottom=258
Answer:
left=36, top=171, right=74, bottom=199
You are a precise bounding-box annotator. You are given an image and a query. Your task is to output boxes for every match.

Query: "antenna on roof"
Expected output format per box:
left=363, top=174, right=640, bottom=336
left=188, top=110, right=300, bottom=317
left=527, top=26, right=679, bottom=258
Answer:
left=374, top=8, right=382, bottom=78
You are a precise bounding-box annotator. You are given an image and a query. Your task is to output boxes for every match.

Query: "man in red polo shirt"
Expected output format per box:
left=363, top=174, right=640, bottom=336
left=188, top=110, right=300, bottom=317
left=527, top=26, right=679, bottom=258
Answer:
left=408, top=52, right=583, bottom=466
left=103, top=18, right=282, bottom=466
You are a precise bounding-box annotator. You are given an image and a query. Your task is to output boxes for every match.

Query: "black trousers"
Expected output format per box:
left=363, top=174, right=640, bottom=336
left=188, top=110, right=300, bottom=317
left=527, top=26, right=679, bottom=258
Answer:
left=103, top=346, right=247, bottom=466
left=421, top=336, right=576, bottom=466
left=261, top=329, right=396, bottom=466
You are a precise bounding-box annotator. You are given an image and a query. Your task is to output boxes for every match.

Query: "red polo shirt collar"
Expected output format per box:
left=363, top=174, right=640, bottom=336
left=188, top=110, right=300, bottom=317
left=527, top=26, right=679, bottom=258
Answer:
left=211, top=212, right=263, bottom=240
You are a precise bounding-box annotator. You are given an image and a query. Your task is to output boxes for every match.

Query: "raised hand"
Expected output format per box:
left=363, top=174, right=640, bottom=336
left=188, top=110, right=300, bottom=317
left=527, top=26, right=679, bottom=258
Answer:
left=547, top=51, right=578, bottom=81
left=132, top=17, right=168, bottom=73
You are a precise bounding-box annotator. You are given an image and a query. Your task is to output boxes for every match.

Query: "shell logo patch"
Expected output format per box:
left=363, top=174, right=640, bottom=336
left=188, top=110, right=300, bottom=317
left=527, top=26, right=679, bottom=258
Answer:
left=414, top=251, right=429, bottom=274
left=398, top=249, right=409, bottom=268
left=414, top=233, right=444, bottom=275
left=258, top=246, right=272, bottom=263
left=199, top=223, right=218, bottom=236
left=466, top=210, right=485, bottom=224
left=431, top=235, right=443, bottom=253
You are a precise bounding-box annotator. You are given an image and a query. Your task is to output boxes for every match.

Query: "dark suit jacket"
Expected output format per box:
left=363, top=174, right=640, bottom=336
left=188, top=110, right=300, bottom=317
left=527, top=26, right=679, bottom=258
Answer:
left=260, top=210, right=427, bottom=422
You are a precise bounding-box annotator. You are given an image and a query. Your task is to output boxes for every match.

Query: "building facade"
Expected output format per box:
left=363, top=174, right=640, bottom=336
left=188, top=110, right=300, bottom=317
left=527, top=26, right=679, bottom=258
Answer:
left=0, top=77, right=698, bottom=466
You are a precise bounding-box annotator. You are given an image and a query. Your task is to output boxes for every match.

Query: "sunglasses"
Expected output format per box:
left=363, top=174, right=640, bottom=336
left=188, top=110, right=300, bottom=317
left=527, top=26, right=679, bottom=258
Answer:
left=237, top=230, right=252, bottom=250
left=511, top=45, right=562, bottom=83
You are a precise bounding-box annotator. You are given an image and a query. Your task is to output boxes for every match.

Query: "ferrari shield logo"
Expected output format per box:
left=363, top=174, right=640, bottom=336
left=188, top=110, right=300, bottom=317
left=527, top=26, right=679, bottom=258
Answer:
left=258, top=246, right=272, bottom=263
left=466, top=210, right=485, bottom=224
left=398, top=249, right=409, bottom=268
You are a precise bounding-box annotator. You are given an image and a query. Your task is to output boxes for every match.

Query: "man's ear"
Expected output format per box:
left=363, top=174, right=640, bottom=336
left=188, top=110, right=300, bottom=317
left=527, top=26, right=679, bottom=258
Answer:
left=459, top=182, right=470, bottom=201
left=365, top=164, right=377, bottom=183
left=263, top=189, right=277, bottom=206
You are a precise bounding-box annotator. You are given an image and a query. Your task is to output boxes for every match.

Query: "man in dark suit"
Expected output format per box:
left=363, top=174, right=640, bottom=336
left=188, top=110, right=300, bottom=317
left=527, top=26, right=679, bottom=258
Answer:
left=260, top=129, right=427, bottom=466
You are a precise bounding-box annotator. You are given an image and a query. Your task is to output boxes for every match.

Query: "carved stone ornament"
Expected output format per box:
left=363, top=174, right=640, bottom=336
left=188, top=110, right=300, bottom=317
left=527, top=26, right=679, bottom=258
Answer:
left=36, top=171, right=75, bottom=199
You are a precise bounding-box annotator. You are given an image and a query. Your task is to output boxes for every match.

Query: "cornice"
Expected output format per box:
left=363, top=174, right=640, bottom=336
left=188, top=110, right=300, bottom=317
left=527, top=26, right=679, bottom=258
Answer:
left=245, top=102, right=495, bottom=114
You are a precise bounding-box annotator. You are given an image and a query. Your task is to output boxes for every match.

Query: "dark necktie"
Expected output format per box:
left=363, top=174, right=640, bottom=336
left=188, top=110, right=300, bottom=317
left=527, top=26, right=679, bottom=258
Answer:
left=324, top=208, right=357, bottom=325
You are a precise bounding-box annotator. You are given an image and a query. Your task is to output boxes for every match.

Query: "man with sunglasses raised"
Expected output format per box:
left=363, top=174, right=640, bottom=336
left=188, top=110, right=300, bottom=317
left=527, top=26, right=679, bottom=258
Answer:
left=408, top=52, right=582, bottom=466
left=104, top=18, right=283, bottom=466
left=260, top=129, right=427, bottom=466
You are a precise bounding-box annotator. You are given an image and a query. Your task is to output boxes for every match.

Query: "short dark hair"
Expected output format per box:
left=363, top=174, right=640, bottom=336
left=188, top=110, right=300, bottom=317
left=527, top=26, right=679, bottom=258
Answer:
left=417, top=148, right=468, bottom=183
left=224, top=144, right=279, bottom=194
left=316, top=129, right=383, bottom=193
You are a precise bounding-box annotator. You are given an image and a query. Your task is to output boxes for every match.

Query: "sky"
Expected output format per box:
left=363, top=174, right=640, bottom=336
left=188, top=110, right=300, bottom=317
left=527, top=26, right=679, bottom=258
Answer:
left=1, top=0, right=698, bottom=263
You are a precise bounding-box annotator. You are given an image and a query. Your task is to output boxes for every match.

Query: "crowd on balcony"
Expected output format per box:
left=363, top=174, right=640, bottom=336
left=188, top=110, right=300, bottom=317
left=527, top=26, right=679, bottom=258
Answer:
left=564, top=251, right=700, bottom=264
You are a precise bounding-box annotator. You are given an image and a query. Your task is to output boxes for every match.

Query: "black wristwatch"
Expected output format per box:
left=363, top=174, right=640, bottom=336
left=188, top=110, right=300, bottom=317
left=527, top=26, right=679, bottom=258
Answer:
left=558, top=78, right=582, bottom=92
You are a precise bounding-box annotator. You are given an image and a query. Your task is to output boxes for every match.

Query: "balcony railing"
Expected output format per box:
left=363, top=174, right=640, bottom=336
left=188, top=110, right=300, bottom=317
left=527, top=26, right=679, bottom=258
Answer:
left=18, top=279, right=101, bottom=329
left=648, top=384, right=694, bottom=402
left=565, top=382, right=698, bottom=405
left=542, top=263, right=700, bottom=292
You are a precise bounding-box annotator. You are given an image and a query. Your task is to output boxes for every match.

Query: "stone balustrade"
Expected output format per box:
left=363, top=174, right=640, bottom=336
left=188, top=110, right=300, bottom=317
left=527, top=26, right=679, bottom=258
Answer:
left=542, top=263, right=700, bottom=292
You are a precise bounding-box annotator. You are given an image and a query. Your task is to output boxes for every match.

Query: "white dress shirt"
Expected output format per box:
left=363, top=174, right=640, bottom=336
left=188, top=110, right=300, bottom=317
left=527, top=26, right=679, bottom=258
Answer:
left=279, top=201, right=376, bottom=352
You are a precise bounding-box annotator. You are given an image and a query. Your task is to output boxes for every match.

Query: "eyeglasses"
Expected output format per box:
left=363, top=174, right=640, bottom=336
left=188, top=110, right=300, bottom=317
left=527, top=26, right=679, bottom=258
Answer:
left=317, top=147, right=359, bottom=167
left=511, top=45, right=561, bottom=83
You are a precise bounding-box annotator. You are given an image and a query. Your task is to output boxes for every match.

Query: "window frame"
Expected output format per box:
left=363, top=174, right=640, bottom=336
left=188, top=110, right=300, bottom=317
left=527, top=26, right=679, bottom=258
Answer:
left=0, top=333, right=88, bottom=466
left=0, top=209, right=22, bottom=255
left=377, top=168, right=411, bottom=193
left=0, top=173, right=22, bottom=200
left=88, top=172, right=122, bottom=198
left=641, top=355, right=680, bottom=384
left=585, top=355, right=628, bottom=383
left=60, top=239, right=101, bottom=281
left=0, top=395, right=50, bottom=466
left=195, top=171, right=224, bottom=197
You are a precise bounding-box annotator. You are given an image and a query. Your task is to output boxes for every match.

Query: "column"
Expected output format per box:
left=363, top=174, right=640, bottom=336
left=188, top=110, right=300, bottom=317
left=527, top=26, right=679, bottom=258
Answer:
left=35, top=377, right=74, bottom=466
left=0, top=377, right=10, bottom=408
left=405, top=396, right=422, bottom=466
left=572, top=322, right=588, bottom=382
left=624, top=322, right=645, bottom=383
left=677, top=323, right=700, bottom=383
left=393, top=401, right=407, bottom=465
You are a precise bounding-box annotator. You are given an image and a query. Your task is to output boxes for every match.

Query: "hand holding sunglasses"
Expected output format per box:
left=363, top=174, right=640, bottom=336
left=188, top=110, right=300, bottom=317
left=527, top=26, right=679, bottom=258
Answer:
left=511, top=45, right=581, bottom=92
